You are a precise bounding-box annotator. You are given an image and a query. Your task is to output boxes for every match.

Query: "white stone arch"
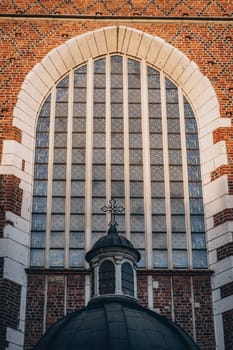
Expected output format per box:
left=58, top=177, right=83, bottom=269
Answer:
left=1, top=24, right=230, bottom=245
left=5, top=25, right=229, bottom=232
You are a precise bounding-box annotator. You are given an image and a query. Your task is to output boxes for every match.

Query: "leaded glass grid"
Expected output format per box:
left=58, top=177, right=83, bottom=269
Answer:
left=31, top=54, right=207, bottom=270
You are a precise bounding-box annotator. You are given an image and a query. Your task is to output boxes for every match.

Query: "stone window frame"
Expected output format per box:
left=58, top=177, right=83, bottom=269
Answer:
left=1, top=26, right=230, bottom=271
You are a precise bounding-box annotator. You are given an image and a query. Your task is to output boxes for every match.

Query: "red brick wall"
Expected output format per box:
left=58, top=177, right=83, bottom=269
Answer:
left=223, top=309, right=233, bottom=350
left=0, top=258, right=22, bottom=350
left=24, top=271, right=86, bottom=350
left=0, top=2, right=232, bottom=350
left=0, top=175, right=23, bottom=237
left=25, top=271, right=215, bottom=349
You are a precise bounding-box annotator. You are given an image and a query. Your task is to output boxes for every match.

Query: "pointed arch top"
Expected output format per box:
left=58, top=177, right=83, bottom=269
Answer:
left=14, top=26, right=220, bottom=133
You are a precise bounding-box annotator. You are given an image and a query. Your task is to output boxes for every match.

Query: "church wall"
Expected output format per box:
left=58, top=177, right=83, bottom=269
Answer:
left=0, top=1, right=233, bottom=349
left=24, top=271, right=215, bottom=349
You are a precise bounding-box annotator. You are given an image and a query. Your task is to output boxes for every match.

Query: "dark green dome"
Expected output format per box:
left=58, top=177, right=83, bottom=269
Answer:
left=33, top=296, right=199, bottom=350
left=86, top=224, right=141, bottom=262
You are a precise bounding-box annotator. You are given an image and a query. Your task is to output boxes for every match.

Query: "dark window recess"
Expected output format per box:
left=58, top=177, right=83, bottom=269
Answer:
left=99, top=260, right=115, bottom=294
left=122, top=262, right=134, bottom=296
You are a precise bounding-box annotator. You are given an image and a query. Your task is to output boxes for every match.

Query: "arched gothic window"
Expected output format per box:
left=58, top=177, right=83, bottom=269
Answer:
left=99, top=260, right=115, bottom=295
left=30, top=54, right=207, bottom=270
left=122, top=262, right=134, bottom=297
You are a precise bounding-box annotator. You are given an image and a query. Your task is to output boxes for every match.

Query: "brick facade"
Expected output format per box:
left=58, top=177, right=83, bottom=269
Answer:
left=0, top=1, right=233, bottom=349
left=25, top=270, right=215, bottom=350
left=223, top=309, right=233, bottom=350
left=0, top=175, right=23, bottom=237
left=0, top=258, right=22, bottom=350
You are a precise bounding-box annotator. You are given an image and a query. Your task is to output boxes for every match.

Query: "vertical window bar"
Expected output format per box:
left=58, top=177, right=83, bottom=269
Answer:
left=160, top=72, right=172, bottom=268
left=141, top=60, right=152, bottom=269
left=64, top=71, right=73, bottom=268
left=123, top=55, right=131, bottom=240
left=105, top=55, right=111, bottom=227
left=45, top=86, right=56, bottom=268
left=179, top=90, right=192, bottom=268
left=85, top=59, right=94, bottom=252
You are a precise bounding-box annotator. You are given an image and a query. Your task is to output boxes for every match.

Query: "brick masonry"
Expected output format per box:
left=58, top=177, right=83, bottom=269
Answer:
left=0, top=258, right=22, bottom=350
left=24, top=270, right=215, bottom=350
left=0, top=175, right=23, bottom=238
left=0, top=1, right=233, bottom=350
left=220, top=281, right=233, bottom=299
left=222, top=309, right=233, bottom=350
left=216, top=241, right=233, bottom=261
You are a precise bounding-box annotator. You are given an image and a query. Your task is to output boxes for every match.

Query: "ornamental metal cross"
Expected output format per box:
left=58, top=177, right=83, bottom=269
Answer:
left=101, top=199, right=124, bottom=226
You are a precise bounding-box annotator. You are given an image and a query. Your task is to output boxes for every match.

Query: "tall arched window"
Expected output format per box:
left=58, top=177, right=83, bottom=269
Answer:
left=30, top=54, right=207, bottom=270
left=99, top=260, right=115, bottom=295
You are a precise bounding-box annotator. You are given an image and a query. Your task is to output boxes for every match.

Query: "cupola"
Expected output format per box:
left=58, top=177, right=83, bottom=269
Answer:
left=85, top=199, right=140, bottom=300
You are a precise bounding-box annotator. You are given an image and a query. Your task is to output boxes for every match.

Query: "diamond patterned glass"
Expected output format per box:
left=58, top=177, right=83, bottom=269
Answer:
left=31, top=56, right=207, bottom=269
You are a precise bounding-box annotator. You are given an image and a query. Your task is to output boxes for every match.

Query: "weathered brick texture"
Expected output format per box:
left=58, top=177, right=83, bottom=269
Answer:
left=0, top=175, right=23, bottom=237
left=217, top=242, right=233, bottom=261
left=0, top=258, right=21, bottom=350
left=221, top=281, right=233, bottom=299
left=223, top=309, right=233, bottom=350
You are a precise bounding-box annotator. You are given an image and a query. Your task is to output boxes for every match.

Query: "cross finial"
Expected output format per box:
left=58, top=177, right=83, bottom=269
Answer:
left=101, top=199, right=124, bottom=226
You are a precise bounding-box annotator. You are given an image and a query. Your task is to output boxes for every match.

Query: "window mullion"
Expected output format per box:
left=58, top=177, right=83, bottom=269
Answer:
left=106, top=55, right=111, bottom=227
left=178, top=89, right=192, bottom=268
left=141, top=60, right=152, bottom=269
left=85, top=58, right=94, bottom=253
left=123, top=55, right=131, bottom=240
left=160, top=71, right=172, bottom=269
left=64, top=70, right=74, bottom=268
left=45, top=86, right=56, bottom=268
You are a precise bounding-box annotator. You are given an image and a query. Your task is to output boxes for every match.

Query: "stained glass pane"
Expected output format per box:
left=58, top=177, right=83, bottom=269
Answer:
left=53, top=165, right=66, bottom=179
left=152, top=233, right=167, bottom=249
left=70, top=232, right=85, bottom=248
left=54, top=149, right=66, bottom=163
left=111, top=181, right=124, bottom=197
left=92, top=181, right=105, bottom=197
left=130, top=233, right=145, bottom=248
left=70, top=197, right=85, bottom=213
left=36, top=132, right=49, bottom=147
left=152, top=215, right=166, bottom=232
left=55, top=103, right=68, bottom=116
left=53, top=181, right=66, bottom=196
left=73, top=103, right=86, bottom=117
left=31, top=214, right=46, bottom=231
left=187, top=150, right=200, bottom=165
left=172, top=233, right=187, bottom=249
left=30, top=249, right=45, bottom=267
left=190, top=216, right=205, bottom=232
left=31, top=232, right=45, bottom=248
left=153, top=250, right=168, bottom=268
left=192, top=234, right=206, bottom=249
left=55, top=117, right=67, bottom=132
left=32, top=197, right=47, bottom=213
left=192, top=250, right=207, bottom=268
left=129, top=104, right=141, bottom=118
left=51, top=215, right=65, bottom=230
left=70, top=215, right=85, bottom=230
left=152, top=199, right=165, bottom=214
left=131, top=215, right=144, bottom=231
left=52, top=198, right=65, bottom=213
left=188, top=182, right=202, bottom=197
left=69, top=250, right=84, bottom=267
left=33, top=181, right=47, bottom=196
left=171, top=215, right=186, bottom=232
left=148, top=89, right=161, bottom=103
left=173, top=250, right=188, bottom=268
left=50, top=250, right=64, bottom=267
left=35, top=149, right=49, bottom=163
left=50, top=232, right=64, bottom=248
left=137, top=250, right=145, bottom=268
left=130, top=166, right=143, bottom=181
left=149, top=104, right=161, bottom=117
